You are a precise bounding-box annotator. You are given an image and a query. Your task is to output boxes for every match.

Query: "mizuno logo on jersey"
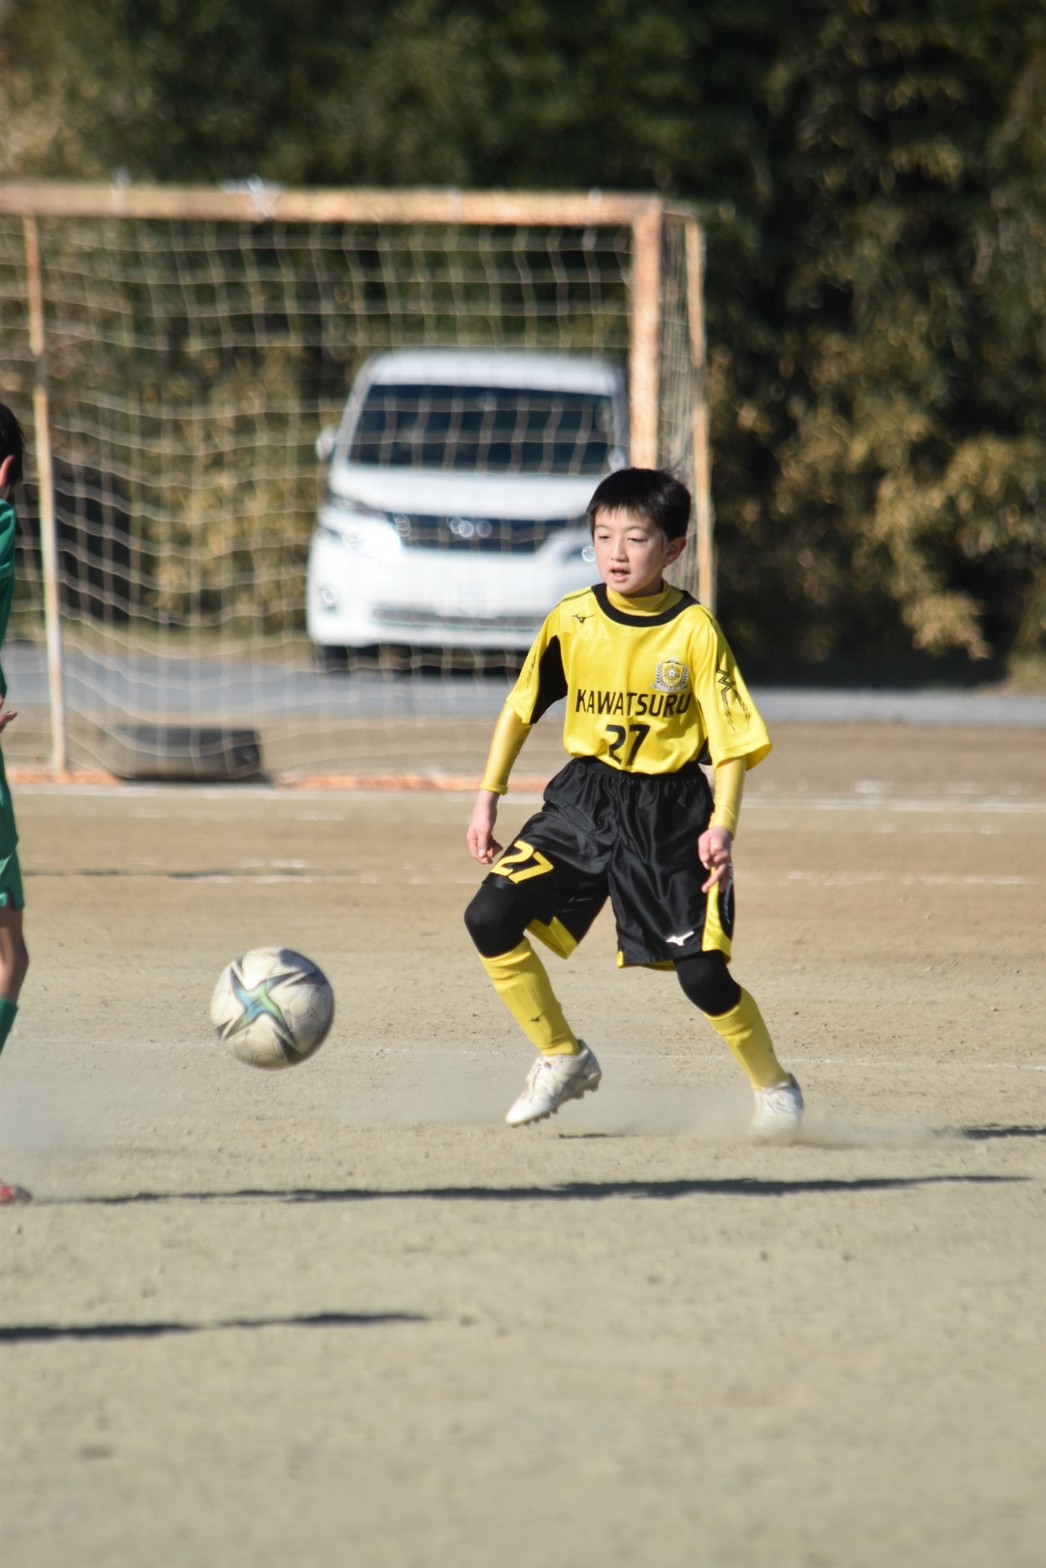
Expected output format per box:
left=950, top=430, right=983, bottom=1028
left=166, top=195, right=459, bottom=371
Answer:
left=574, top=687, right=693, bottom=718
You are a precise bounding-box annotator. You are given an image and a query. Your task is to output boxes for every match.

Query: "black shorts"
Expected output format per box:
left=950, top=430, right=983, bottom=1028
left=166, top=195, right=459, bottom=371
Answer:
left=485, top=756, right=735, bottom=967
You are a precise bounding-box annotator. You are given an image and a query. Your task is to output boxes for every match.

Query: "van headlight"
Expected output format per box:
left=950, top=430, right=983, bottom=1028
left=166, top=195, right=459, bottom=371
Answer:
left=315, top=508, right=402, bottom=563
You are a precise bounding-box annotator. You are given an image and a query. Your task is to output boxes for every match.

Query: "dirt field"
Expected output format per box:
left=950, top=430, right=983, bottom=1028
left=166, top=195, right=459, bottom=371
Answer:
left=1, top=722, right=1044, bottom=1568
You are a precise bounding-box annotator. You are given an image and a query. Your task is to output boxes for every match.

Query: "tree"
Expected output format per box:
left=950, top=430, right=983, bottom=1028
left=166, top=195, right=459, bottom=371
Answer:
left=710, top=0, right=1046, bottom=670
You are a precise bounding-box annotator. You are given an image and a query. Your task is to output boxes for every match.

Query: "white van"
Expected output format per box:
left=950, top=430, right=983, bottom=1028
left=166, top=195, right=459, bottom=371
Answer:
left=306, top=348, right=628, bottom=666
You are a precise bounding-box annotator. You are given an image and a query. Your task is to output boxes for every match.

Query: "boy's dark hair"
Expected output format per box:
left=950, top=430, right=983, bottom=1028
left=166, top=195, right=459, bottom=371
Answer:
left=586, top=467, right=691, bottom=541
left=0, top=403, right=25, bottom=485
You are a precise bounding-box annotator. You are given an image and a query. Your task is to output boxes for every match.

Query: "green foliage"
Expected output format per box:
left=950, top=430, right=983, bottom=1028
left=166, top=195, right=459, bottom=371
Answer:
left=708, top=0, right=1046, bottom=670
left=2, top=0, right=1043, bottom=672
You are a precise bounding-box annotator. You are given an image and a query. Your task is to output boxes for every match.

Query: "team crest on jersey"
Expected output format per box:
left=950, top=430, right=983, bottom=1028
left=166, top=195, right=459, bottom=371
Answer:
left=653, top=658, right=689, bottom=694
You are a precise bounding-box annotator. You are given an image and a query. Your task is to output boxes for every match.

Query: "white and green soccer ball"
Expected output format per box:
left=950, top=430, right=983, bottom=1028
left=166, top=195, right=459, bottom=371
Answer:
left=211, top=947, right=334, bottom=1069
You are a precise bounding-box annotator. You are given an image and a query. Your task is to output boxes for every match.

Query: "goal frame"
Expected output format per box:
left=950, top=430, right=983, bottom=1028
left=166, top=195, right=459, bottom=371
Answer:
left=0, top=182, right=714, bottom=779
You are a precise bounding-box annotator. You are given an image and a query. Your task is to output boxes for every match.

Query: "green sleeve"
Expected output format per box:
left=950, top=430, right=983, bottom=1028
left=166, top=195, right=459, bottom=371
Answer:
left=0, top=498, right=16, bottom=698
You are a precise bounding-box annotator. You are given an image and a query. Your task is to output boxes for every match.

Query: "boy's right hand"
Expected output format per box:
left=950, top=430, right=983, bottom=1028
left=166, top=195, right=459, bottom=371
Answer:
left=698, top=825, right=733, bottom=893
left=466, top=791, right=503, bottom=865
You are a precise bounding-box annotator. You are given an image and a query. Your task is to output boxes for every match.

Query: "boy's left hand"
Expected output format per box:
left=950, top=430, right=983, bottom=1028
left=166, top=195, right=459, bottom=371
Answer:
left=698, top=825, right=733, bottom=893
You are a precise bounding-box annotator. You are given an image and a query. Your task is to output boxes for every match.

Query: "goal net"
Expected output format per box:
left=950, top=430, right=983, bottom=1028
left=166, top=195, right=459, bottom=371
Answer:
left=0, top=185, right=709, bottom=784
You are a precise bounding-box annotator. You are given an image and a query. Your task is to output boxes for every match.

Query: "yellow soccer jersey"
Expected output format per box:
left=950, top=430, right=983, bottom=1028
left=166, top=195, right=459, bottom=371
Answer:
left=506, top=582, right=771, bottom=775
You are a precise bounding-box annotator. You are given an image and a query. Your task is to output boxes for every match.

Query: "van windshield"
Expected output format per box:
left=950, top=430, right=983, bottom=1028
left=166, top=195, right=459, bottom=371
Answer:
left=347, top=384, right=618, bottom=475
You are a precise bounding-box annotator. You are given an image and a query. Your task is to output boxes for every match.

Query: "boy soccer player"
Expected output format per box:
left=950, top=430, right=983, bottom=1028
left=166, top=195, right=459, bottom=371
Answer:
left=0, top=404, right=31, bottom=1205
left=464, top=467, right=803, bottom=1137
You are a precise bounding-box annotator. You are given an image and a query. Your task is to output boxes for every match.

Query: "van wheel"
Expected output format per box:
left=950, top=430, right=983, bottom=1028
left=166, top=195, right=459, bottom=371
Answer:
left=314, top=644, right=350, bottom=673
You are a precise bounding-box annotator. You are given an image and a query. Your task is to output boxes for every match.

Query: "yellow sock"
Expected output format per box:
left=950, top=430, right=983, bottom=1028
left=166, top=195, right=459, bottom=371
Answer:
left=707, top=988, right=788, bottom=1090
left=479, top=940, right=579, bottom=1055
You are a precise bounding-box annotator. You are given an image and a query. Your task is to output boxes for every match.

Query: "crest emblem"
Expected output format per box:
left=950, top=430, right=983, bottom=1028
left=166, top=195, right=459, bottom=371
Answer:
left=653, top=658, right=689, bottom=694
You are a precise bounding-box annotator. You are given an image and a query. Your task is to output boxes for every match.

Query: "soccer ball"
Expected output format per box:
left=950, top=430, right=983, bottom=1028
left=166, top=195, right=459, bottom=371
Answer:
left=210, top=947, right=334, bottom=1070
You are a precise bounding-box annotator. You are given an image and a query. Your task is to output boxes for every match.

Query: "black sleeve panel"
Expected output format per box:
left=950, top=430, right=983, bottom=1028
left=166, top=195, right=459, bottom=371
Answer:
left=530, top=634, right=568, bottom=723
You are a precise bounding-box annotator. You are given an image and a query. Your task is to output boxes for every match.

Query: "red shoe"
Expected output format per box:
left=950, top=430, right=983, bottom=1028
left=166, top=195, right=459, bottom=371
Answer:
left=0, top=1182, right=31, bottom=1205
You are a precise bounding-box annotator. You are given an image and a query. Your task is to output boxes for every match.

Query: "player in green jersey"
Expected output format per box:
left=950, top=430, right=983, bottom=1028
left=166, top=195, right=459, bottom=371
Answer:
left=465, top=466, right=803, bottom=1137
left=0, top=404, right=31, bottom=1205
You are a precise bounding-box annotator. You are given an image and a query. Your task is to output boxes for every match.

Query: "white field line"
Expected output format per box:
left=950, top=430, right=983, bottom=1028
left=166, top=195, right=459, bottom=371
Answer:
left=770, top=871, right=1040, bottom=887
left=745, top=796, right=1046, bottom=815
left=27, top=871, right=485, bottom=885
left=400, top=1046, right=1046, bottom=1071
left=508, top=794, right=1046, bottom=814
left=14, top=780, right=1046, bottom=813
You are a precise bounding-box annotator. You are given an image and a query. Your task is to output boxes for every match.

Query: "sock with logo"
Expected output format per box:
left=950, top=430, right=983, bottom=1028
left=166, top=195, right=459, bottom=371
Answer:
left=707, top=987, right=789, bottom=1090
left=479, top=940, right=579, bottom=1055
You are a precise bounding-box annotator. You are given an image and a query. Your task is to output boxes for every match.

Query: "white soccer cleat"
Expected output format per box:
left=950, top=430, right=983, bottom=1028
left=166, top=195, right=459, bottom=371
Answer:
left=751, top=1074, right=804, bottom=1142
left=505, top=1042, right=602, bottom=1127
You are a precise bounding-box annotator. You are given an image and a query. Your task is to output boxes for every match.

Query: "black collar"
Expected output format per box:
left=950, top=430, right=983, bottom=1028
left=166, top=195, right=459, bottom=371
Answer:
left=593, top=582, right=697, bottom=627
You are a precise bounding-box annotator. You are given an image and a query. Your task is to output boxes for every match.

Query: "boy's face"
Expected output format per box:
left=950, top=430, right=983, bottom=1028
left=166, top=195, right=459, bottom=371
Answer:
left=591, top=506, right=686, bottom=597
